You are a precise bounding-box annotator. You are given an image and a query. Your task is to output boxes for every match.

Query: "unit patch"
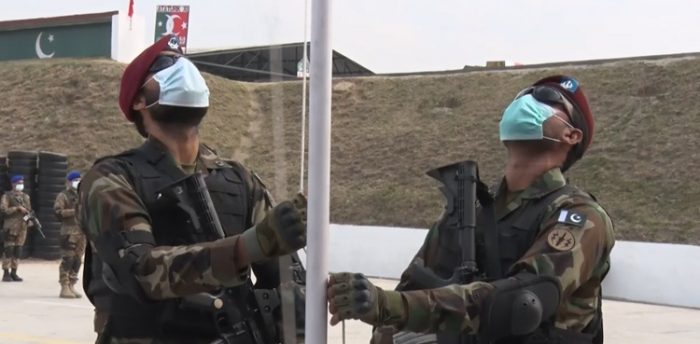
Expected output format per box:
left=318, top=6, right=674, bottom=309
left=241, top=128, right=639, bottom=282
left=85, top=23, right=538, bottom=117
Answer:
left=547, top=229, right=576, bottom=251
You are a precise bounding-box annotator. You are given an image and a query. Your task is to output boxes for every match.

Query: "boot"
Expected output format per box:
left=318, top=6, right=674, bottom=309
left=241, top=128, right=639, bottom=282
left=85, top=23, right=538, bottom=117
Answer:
left=69, top=283, right=83, bottom=298
left=60, top=283, right=77, bottom=298
left=2, top=269, right=11, bottom=282
left=10, top=268, right=23, bottom=282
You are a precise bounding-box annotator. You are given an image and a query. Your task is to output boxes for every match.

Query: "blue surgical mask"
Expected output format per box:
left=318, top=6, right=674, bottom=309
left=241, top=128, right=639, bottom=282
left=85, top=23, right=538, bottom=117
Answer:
left=144, top=58, right=209, bottom=108
left=499, top=94, right=570, bottom=142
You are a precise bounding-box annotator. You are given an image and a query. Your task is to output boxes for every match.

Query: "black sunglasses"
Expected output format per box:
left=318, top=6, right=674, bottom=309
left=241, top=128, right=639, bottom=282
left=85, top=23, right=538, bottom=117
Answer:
left=516, top=85, right=578, bottom=124
left=148, top=54, right=182, bottom=74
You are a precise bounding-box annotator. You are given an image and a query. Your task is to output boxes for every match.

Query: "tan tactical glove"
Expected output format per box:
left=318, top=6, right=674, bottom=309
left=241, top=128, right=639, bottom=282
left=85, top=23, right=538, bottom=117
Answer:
left=327, top=272, right=406, bottom=327
left=242, top=193, right=307, bottom=262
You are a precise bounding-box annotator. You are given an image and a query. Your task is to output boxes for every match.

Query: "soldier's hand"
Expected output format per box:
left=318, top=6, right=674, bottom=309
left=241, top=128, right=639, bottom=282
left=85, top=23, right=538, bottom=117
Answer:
left=18, top=206, right=29, bottom=214
left=243, top=193, right=307, bottom=261
left=327, top=273, right=406, bottom=327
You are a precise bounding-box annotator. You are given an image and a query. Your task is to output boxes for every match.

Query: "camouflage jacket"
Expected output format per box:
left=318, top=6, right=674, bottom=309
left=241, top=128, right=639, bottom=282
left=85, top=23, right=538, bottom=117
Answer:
left=54, top=188, right=80, bottom=235
left=1, top=191, right=31, bottom=233
left=79, top=138, right=273, bottom=301
left=390, top=168, right=615, bottom=336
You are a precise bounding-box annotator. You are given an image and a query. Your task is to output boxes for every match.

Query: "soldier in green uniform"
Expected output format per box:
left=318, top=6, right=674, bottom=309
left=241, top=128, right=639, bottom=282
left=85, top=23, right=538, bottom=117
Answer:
left=1, top=175, right=32, bottom=282
left=327, top=76, right=615, bottom=344
left=80, top=35, right=307, bottom=343
left=55, top=170, right=86, bottom=298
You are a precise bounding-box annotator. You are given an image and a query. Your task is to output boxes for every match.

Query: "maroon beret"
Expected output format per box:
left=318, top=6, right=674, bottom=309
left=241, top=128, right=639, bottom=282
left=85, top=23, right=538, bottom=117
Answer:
left=118, top=35, right=175, bottom=122
left=533, top=75, right=594, bottom=151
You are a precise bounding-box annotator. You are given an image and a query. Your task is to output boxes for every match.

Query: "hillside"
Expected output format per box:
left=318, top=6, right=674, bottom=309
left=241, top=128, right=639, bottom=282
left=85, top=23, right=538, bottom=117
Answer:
left=0, top=57, right=698, bottom=244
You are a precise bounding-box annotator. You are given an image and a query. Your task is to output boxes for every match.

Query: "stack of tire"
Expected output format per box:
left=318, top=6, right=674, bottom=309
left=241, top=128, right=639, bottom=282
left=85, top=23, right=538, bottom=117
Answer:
left=7, top=151, right=39, bottom=259
left=0, top=156, right=8, bottom=256
left=33, top=152, right=68, bottom=260
left=0, top=157, right=10, bottom=192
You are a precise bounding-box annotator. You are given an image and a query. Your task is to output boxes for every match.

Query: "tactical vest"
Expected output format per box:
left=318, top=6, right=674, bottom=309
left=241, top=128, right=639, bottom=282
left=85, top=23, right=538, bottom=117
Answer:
left=84, top=143, right=254, bottom=340
left=427, top=185, right=603, bottom=344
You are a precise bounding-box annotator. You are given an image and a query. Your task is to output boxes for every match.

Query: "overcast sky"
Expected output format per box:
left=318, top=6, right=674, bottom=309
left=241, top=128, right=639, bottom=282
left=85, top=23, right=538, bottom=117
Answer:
left=4, top=0, right=700, bottom=73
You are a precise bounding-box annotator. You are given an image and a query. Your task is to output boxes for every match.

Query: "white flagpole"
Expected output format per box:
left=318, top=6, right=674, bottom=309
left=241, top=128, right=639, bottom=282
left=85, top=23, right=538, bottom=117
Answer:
left=299, top=0, right=309, bottom=192
left=305, top=0, right=332, bottom=342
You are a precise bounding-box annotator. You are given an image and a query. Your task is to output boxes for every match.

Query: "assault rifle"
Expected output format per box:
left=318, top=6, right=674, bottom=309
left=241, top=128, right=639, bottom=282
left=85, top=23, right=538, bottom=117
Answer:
left=156, top=172, right=302, bottom=344
left=395, top=160, right=488, bottom=344
left=23, top=210, right=45, bottom=239
left=404, top=160, right=481, bottom=288
left=14, top=195, right=46, bottom=239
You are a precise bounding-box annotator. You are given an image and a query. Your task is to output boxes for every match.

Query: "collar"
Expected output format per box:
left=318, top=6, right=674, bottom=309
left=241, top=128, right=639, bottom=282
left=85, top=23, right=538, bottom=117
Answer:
left=494, top=168, right=567, bottom=219
left=139, top=137, right=224, bottom=173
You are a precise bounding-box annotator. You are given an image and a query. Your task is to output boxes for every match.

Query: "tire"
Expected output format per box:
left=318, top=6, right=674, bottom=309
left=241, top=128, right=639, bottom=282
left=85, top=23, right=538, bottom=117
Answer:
left=38, top=152, right=68, bottom=162
left=38, top=185, right=65, bottom=193
left=38, top=168, right=68, bottom=178
left=8, top=151, right=38, bottom=160
left=39, top=161, right=69, bottom=170
left=38, top=176, right=67, bottom=186
left=32, top=247, right=62, bottom=260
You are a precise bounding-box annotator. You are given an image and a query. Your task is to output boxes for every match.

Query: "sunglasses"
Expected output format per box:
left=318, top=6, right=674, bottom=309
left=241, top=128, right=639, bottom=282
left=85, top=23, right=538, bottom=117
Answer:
left=516, top=86, right=578, bottom=124
left=148, top=54, right=182, bottom=74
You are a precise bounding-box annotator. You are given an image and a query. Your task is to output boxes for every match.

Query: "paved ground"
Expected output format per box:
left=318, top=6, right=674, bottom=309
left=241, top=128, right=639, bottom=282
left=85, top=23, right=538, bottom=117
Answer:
left=1, top=260, right=699, bottom=344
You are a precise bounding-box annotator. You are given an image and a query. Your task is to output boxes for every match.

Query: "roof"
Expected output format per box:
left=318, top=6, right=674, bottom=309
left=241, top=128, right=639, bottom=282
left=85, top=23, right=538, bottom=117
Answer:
left=187, top=42, right=373, bottom=82
left=0, top=11, right=118, bottom=32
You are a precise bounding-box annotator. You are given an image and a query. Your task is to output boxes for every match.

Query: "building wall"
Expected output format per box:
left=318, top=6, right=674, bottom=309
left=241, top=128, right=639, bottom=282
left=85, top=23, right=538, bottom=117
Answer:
left=0, top=22, right=111, bottom=61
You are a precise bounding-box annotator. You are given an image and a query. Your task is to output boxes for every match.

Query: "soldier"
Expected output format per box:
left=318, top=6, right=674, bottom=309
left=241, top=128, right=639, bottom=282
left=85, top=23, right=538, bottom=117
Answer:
left=55, top=170, right=85, bottom=298
left=1, top=175, right=32, bottom=282
left=327, top=76, right=615, bottom=344
left=80, top=35, right=306, bottom=343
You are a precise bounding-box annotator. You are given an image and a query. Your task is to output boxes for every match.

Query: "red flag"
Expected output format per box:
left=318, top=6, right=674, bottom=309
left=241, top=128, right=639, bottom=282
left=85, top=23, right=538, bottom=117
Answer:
left=128, top=0, right=134, bottom=17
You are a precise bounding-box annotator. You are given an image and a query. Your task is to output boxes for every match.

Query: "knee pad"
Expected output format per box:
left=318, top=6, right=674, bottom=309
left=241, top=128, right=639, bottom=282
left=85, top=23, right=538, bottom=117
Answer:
left=479, top=272, right=561, bottom=341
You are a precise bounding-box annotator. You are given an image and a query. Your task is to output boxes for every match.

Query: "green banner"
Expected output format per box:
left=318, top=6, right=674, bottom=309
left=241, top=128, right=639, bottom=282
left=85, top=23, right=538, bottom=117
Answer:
left=0, top=23, right=111, bottom=61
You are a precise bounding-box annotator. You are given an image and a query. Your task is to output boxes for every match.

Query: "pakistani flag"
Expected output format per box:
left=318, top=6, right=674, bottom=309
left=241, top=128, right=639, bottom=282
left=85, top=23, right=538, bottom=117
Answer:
left=154, top=5, right=190, bottom=51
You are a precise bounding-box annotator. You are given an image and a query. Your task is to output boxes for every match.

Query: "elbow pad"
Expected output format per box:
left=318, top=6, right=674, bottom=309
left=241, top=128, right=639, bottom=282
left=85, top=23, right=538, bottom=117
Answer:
left=95, top=230, right=156, bottom=302
left=479, top=272, right=561, bottom=341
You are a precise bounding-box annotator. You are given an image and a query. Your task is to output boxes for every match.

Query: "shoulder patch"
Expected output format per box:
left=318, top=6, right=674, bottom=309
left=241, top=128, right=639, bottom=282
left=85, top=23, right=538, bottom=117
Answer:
left=547, top=229, right=576, bottom=251
left=557, top=209, right=587, bottom=228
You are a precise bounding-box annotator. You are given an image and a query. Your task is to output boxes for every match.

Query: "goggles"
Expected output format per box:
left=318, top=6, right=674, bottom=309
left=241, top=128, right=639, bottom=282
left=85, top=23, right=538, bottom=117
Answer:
left=515, top=85, right=579, bottom=125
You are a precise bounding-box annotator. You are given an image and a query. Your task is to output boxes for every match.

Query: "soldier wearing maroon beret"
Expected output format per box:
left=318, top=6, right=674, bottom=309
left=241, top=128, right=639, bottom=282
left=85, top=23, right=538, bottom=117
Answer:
left=328, top=76, right=615, bottom=344
left=79, top=35, right=307, bottom=343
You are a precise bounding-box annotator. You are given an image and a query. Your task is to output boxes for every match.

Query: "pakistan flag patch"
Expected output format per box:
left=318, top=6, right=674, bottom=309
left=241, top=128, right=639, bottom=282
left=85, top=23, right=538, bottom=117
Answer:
left=557, top=209, right=587, bottom=228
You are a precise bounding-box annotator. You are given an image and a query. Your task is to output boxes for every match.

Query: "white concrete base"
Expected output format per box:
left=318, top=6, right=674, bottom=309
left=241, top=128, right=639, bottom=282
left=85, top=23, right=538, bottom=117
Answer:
left=299, top=224, right=700, bottom=309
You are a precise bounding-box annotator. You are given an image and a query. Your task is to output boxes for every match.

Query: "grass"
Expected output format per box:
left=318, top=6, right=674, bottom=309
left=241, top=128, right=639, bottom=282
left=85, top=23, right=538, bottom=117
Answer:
left=1, top=57, right=698, bottom=244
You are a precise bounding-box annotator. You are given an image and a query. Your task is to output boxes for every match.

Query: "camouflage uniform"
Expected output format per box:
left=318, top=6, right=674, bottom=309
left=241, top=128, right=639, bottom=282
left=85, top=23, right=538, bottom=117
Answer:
left=1, top=190, right=32, bottom=270
left=373, top=168, right=615, bottom=342
left=55, top=188, right=86, bottom=295
left=80, top=138, right=276, bottom=344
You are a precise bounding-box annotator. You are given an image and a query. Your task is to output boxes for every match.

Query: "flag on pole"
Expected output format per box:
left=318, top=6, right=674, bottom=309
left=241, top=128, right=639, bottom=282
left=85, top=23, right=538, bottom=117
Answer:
left=128, top=0, right=134, bottom=30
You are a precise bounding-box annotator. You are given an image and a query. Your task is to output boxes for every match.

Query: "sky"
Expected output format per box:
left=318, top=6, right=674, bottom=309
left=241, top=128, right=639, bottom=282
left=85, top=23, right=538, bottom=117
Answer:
left=3, top=0, right=700, bottom=73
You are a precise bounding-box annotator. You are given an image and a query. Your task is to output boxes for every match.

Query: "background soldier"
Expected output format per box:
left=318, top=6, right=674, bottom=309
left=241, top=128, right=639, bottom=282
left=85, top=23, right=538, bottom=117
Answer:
left=80, top=35, right=306, bottom=343
left=55, top=170, right=85, bottom=298
left=2, top=175, right=32, bottom=282
left=327, top=76, right=615, bottom=344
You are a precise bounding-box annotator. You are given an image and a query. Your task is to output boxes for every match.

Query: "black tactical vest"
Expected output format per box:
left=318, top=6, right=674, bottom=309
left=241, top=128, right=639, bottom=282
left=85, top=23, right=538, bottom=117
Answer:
left=83, top=141, right=254, bottom=340
left=426, top=185, right=603, bottom=344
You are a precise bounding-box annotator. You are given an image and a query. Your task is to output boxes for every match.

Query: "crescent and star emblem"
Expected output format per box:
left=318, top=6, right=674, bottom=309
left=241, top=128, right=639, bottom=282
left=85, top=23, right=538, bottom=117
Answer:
left=35, top=32, right=55, bottom=59
left=34, top=32, right=56, bottom=59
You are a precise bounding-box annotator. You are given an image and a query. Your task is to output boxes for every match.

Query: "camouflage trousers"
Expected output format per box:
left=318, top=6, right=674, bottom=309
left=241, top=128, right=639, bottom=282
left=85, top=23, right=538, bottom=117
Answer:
left=2, top=227, right=27, bottom=270
left=59, top=232, right=86, bottom=284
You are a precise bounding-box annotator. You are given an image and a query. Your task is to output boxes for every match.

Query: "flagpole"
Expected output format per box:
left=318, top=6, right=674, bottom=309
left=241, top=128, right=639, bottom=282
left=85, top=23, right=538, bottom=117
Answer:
left=298, top=0, right=309, bottom=193
left=305, top=0, right=332, bottom=342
